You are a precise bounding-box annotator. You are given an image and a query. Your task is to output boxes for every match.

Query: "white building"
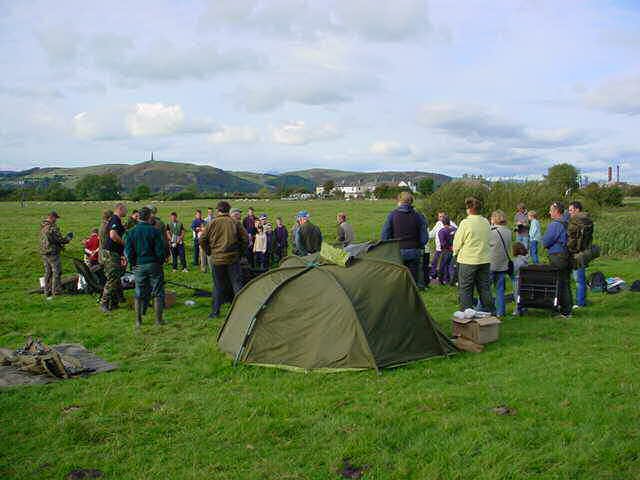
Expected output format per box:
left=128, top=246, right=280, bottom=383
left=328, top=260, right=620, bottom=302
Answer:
left=317, top=182, right=376, bottom=199
left=397, top=180, right=418, bottom=192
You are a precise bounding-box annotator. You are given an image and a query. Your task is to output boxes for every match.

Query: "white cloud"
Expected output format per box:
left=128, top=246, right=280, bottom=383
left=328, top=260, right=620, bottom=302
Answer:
left=208, top=126, right=260, bottom=144
left=585, top=74, right=640, bottom=115
left=125, top=103, right=185, bottom=137
left=72, top=103, right=211, bottom=140
left=370, top=141, right=412, bottom=156
left=271, top=121, right=341, bottom=145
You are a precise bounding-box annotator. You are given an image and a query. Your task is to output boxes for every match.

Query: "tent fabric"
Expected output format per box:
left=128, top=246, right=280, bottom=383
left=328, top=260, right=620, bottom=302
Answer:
left=217, top=241, right=455, bottom=371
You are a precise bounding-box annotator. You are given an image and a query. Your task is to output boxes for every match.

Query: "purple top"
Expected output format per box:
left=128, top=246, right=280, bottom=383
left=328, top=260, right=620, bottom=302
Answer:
left=275, top=225, right=288, bottom=246
left=438, top=225, right=456, bottom=251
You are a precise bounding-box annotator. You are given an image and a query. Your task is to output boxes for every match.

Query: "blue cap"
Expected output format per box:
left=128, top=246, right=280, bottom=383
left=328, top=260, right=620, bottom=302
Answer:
left=297, top=210, right=309, bottom=218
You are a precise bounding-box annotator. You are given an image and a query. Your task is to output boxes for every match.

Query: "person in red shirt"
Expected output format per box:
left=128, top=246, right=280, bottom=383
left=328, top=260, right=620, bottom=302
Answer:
left=83, top=228, right=100, bottom=266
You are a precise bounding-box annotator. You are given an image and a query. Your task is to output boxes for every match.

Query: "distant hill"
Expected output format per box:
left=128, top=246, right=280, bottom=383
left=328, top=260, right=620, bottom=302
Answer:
left=285, top=168, right=451, bottom=186
left=0, top=161, right=451, bottom=194
left=4, top=161, right=261, bottom=193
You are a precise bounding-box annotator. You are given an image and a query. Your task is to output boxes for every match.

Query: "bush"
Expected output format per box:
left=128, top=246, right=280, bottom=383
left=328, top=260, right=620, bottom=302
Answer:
left=580, top=183, right=624, bottom=207
left=423, top=179, right=568, bottom=224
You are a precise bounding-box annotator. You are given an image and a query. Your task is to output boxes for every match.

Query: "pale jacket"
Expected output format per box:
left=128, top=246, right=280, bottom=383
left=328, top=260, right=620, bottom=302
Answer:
left=452, top=215, right=491, bottom=265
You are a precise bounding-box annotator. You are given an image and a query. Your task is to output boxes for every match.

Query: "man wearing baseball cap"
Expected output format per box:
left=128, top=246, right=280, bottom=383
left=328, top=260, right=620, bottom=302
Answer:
left=39, top=211, right=73, bottom=299
left=294, top=210, right=323, bottom=256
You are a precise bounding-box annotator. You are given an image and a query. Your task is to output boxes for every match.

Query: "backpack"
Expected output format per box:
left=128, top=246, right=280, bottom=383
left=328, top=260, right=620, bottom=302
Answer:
left=568, top=214, right=599, bottom=268
left=589, top=271, right=606, bottom=293
left=630, top=280, right=640, bottom=292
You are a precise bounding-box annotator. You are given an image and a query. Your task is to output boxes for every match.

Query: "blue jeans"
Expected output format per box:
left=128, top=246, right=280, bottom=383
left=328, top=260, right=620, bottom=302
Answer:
left=529, top=240, right=539, bottom=264
left=574, top=267, right=587, bottom=307
left=492, top=271, right=506, bottom=317
left=516, top=234, right=529, bottom=249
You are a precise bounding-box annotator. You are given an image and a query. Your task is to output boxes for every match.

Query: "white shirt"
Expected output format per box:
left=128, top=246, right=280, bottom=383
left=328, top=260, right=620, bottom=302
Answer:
left=430, top=220, right=458, bottom=251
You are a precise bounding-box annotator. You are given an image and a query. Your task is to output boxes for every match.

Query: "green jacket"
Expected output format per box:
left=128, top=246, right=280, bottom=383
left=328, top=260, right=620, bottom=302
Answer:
left=200, top=214, right=249, bottom=265
left=39, top=220, right=69, bottom=256
left=125, top=221, right=165, bottom=266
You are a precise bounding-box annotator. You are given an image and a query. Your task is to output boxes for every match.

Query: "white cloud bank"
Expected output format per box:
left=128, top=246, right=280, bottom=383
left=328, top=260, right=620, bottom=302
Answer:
left=271, top=121, right=341, bottom=145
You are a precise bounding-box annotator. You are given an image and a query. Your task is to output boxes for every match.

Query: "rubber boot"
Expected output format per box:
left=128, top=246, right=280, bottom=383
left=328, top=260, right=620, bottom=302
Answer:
left=134, top=298, right=143, bottom=328
left=154, top=298, right=165, bottom=325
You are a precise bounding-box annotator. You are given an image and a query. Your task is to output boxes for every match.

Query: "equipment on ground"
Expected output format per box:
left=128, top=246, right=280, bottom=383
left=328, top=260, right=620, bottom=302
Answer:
left=516, top=265, right=560, bottom=311
left=217, top=241, right=455, bottom=372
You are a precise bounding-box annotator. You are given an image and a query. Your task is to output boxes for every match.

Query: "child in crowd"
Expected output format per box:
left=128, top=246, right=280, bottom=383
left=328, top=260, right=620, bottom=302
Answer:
left=253, top=219, right=268, bottom=270
left=437, top=216, right=457, bottom=285
left=527, top=210, right=541, bottom=264
left=82, top=228, right=100, bottom=266
left=512, top=241, right=529, bottom=316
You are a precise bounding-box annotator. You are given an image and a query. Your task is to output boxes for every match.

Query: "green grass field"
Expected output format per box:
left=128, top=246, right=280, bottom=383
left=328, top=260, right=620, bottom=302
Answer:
left=1, top=199, right=639, bottom=479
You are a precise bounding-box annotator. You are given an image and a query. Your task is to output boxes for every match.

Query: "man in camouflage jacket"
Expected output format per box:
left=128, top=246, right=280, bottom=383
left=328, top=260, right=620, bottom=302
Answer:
left=39, top=211, right=72, bottom=298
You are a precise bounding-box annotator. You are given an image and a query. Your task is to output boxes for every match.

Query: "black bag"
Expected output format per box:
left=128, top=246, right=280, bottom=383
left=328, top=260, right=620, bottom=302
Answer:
left=630, top=280, right=640, bottom=292
left=589, top=271, right=607, bottom=293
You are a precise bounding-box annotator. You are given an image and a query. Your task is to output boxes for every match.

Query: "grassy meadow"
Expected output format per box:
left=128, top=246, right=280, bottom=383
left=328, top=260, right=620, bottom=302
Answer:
left=1, top=199, right=639, bottom=479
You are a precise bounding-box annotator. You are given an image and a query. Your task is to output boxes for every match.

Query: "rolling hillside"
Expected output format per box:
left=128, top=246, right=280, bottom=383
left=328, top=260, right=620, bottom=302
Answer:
left=1, top=162, right=451, bottom=194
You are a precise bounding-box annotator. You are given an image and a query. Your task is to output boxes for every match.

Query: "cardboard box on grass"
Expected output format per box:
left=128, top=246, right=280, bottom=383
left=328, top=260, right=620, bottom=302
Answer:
left=452, top=316, right=501, bottom=344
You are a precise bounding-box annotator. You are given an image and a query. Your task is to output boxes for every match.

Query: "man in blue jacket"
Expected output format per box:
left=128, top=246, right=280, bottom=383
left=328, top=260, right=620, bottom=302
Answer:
left=381, top=191, right=428, bottom=286
left=125, top=207, right=166, bottom=328
left=542, top=201, right=572, bottom=318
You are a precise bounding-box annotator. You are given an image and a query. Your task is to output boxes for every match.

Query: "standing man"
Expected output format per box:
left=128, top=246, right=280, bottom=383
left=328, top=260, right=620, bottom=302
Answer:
left=191, top=209, right=205, bottom=269
left=242, top=207, right=257, bottom=267
left=101, top=203, right=127, bottom=312
left=429, top=211, right=457, bottom=280
left=167, top=212, right=187, bottom=272
left=39, top=211, right=72, bottom=299
left=567, top=201, right=592, bottom=309
left=274, top=217, right=288, bottom=261
left=514, top=203, right=530, bottom=248
left=125, top=207, right=166, bottom=328
left=336, top=212, right=355, bottom=247
left=380, top=192, right=428, bottom=286
left=259, top=214, right=274, bottom=268
left=543, top=201, right=572, bottom=318
left=294, top=211, right=323, bottom=256
left=200, top=201, right=249, bottom=318
left=452, top=197, right=494, bottom=313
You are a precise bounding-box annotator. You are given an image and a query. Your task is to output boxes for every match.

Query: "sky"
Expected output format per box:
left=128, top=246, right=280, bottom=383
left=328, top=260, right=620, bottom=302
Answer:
left=0, top=0, right=639, bottom=181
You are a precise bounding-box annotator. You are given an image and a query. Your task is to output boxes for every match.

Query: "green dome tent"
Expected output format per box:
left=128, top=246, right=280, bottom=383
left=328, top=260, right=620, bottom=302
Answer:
left=217, top=241, right=455, bottom=372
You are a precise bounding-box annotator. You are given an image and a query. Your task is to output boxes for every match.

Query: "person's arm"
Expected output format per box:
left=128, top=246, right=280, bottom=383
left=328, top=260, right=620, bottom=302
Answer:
left=418, top=214, right=428, bottom=248
left=199, top=223, right=210, bottom=254
left=109, top=229, right=124, bottom=245
left=429, top=221, right=439, bottom=239
left=238, top=224, right=249, bottom=253
left=178, top=223, right=185, bottom=242
left=295, top=228, right=307, bottom=256
left=124, top=231, right=134, bottom=265
left=542, top=222, right=558, bottom=249
left=153, top=229, right=164, bottom=261
left=452, top=221, right=466, bottom=257
left=337, top=224, right=345, bottom=243
left=380, top=213, right=394, bottom=241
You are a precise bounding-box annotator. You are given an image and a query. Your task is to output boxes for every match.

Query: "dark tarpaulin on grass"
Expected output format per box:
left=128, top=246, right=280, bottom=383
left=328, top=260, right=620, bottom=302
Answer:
left=0, top=344, right=117, bottom=388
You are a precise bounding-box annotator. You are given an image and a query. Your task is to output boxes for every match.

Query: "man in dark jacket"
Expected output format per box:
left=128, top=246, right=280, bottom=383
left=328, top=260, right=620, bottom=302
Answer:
left=567, top=201, right=592, bottom=309
left=294, top=211, right=323, bottom=255
left=543, top=201, right=572, bottom=318
left=125, top=207, right=166, bottom=327
left=201, top=201, right=249, bottom=318
left=39, top=211, right=72, bottom=299
left=100, top=203, right=127, bottom=312
left=380, top=192, right=428, bottom=285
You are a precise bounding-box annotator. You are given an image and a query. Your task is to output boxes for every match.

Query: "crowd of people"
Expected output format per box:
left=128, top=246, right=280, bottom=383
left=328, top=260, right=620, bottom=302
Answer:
left=37, top=192, right=594, bottom=327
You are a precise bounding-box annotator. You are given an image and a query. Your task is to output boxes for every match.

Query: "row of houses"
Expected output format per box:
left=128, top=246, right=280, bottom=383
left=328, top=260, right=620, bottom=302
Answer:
left=316, top=180, right=417, bottom=199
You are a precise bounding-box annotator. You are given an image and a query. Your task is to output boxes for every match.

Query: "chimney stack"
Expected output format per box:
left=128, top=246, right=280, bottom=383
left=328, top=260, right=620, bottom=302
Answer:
left=608, top=166, right=612, bottom=183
